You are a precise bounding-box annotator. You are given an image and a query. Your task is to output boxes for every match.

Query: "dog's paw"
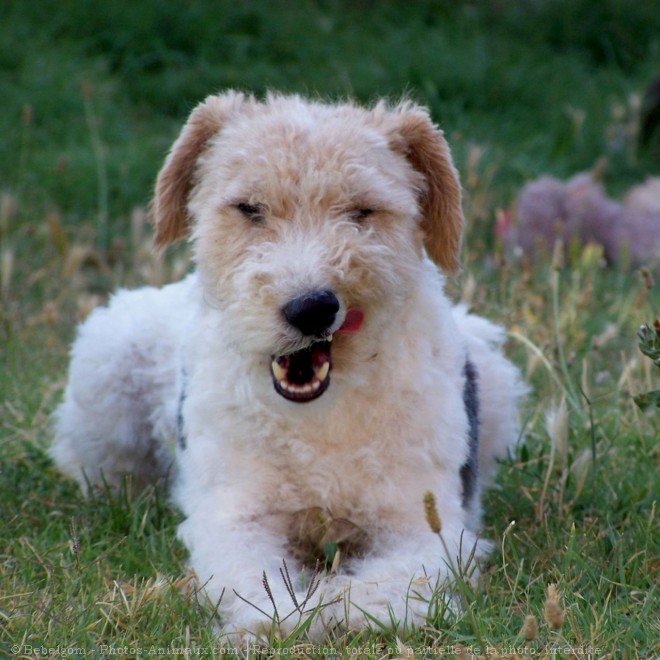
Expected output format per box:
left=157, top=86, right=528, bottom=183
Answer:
left=217, top=586, right=330, bottom=643
left=317, top=576, right=433, bottom=633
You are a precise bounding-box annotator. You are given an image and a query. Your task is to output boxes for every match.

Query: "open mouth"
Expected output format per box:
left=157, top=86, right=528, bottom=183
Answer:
left=271, top=308, right=364, bottom=403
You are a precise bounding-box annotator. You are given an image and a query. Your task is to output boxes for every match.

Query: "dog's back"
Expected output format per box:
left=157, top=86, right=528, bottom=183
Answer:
left=51, top=275, right=196, bottom=491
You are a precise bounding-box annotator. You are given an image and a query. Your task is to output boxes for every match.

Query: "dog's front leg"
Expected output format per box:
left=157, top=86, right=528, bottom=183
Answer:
left=178, top=513, right=329, bottom=639
left=319, top=528, right=484, bottom=632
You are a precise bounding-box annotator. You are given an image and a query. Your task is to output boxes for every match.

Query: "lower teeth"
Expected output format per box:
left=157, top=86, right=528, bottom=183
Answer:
left=280, top=379, right=321, bottom=394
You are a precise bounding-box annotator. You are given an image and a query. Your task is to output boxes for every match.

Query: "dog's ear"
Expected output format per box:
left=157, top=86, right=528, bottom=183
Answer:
left=388, top=105, right=464, bottom=274
left=151, top=92, right=247, bottom=248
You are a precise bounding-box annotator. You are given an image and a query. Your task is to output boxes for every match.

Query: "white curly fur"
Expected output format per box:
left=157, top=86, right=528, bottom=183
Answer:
left=51, top=92, right=525, bottom=641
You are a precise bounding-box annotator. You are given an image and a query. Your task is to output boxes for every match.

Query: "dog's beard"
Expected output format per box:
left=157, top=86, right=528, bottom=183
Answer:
left=270, top=308, right=364, bottom=403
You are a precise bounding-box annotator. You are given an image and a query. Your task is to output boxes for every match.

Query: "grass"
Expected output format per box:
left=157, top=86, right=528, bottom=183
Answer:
left=1, top=1, right=659, bottom=657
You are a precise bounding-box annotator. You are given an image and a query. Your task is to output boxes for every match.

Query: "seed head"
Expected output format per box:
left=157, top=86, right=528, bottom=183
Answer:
left=544, top=583, right=565, bottom=629
left=520, top=614, right=538, bottom=641
left=423, top=491, right=442, bottom=534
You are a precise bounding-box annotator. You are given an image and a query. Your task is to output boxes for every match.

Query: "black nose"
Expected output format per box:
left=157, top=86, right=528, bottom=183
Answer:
left=283, top=290, right=340, bottom=336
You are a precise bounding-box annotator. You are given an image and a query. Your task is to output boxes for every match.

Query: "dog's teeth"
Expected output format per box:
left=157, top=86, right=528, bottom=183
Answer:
left=311, top=380, right=321, bottom=391
left=314, top=362, right=330, bottom=382
left=327, top=334, right=333, bottom=342
left=272, top=361, right=287, bottom=381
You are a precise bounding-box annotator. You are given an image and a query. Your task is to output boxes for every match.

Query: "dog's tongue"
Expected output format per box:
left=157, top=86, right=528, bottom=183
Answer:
left=337, top=307, right=364, bottom=334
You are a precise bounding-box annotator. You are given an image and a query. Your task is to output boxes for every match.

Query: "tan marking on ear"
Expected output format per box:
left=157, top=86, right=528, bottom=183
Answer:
left=389, top=104, right=464, bottom=274
left=150, top=91, right=247, bottom=248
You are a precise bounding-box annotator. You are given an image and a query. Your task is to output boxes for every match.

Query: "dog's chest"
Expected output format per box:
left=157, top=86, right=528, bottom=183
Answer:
left=257, top=413, right=443, bottom=524
left=264, top=443, right=442, bottom=566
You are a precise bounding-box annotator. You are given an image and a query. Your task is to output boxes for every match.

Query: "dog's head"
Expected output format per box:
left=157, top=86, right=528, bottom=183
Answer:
left=151, top=92, right=463, bottom=403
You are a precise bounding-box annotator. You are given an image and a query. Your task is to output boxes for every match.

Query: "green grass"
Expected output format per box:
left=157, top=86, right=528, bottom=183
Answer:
left=1, top=1, right=659, bottom=657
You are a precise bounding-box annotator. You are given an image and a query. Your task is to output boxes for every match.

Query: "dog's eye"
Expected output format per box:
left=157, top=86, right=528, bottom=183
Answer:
left=234, top=202, right=265, bottom=224
left=351, top=208, right=375, bottom=223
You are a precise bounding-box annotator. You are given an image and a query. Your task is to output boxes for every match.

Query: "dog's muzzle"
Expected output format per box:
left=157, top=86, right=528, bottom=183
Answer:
left=271, top=290, right=363, bottom=402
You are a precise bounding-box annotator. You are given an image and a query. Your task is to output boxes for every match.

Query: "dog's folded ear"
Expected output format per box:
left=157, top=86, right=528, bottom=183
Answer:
left=151, top=91, right=247, bottom=248
left=388, top=105, right=464, bottom=274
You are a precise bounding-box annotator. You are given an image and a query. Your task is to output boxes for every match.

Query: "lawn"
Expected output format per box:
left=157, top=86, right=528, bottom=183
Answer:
left=1, top=1, right=658, bottom=658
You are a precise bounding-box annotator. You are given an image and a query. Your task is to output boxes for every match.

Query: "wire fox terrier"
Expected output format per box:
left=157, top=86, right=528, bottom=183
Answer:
left=52, top=92, right=525, bottom=639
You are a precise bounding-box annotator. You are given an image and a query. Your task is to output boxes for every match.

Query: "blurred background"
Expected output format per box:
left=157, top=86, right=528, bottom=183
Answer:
left=4, top=0, right=660, bottom=395
left=2, top=0, right=659, bottom=247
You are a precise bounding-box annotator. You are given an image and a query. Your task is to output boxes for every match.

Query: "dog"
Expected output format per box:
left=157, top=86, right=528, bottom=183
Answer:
left=51, top=92, right=525, bottom=639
